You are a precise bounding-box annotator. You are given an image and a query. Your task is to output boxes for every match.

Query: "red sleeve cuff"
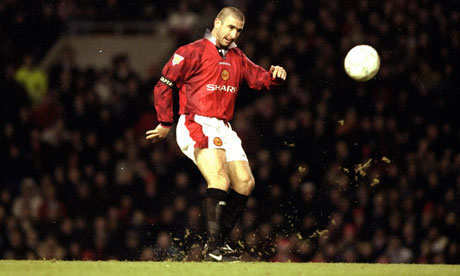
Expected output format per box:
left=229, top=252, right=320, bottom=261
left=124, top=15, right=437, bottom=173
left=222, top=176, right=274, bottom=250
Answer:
left=271, top=76, right=284, bottom=85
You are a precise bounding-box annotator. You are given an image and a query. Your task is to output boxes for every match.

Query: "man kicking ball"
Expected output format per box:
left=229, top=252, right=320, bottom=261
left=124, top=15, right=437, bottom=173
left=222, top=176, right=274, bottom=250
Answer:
left=146, top=6, right=286, bottom=261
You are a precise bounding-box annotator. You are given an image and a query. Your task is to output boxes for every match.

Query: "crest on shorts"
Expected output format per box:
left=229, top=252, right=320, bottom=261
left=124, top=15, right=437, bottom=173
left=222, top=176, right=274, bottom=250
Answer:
left=221, top=69, right=230, bottom=80
left=213, top=137, right=223, bottom=147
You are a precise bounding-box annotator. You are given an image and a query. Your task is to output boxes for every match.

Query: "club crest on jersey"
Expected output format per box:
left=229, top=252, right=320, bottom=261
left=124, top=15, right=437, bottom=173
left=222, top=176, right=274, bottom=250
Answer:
left=213, top=137, right=223, bottom=147
left=172, top=54, right=184, bottom=66
left=221, top=69, right=230, bottom=80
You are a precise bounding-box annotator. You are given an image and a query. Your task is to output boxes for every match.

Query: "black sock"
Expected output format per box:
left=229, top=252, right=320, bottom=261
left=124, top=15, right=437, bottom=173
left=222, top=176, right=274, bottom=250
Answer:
left=203, top=188, right=228, bottom=252
left=221, top=189, right=249, bottom=244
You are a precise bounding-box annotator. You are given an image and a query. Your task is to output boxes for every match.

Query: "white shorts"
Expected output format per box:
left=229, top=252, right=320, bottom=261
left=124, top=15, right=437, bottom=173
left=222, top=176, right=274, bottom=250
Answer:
left=176, top=114, right=248, bottom=164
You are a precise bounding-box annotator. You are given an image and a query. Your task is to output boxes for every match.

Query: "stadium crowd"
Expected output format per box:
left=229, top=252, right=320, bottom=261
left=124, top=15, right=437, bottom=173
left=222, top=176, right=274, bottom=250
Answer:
left=1, top=0, right=460, bottom=263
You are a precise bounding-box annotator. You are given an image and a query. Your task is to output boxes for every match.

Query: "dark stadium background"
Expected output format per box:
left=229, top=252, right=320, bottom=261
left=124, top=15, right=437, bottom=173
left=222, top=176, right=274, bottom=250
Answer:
left=1, top=0, right=459, bottom=263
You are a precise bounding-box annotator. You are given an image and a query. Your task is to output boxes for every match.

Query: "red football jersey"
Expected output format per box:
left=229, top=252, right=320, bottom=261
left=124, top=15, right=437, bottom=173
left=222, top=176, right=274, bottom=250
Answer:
left=154, top=31, right=283, bottom=125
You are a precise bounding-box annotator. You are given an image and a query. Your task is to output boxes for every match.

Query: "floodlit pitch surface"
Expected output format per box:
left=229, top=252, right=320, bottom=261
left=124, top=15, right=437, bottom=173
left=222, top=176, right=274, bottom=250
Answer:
left=1, top=261, right=460, bottom=276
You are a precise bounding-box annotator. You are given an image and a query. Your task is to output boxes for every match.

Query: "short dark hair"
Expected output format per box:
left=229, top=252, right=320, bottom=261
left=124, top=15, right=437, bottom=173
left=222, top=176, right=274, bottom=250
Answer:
left=216, top=6, right=245, bottom=22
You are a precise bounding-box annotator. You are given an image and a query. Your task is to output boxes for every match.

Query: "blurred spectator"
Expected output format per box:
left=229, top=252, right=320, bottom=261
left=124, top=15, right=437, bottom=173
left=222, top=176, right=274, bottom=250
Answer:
left=271, top=237, right=300, bottom=262
left=384, top=236, right=413, bottom=263
left=37, top=235, right=66, bottom=260
left=166, top=0, right=198, bottom=44
left=49, top=46, right=79, bottom=91
left=14, top=55, right=48, bottom=106
left=38, top=176, right=66, bottom=223
left=11, top=178, right=42, bottom=221
left=152, top=231, right=181, bottom=261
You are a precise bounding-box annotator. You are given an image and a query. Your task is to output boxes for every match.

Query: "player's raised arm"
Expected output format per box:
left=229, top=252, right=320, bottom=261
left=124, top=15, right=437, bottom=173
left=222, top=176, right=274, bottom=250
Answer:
left=242, top=52, right=286, bottom=90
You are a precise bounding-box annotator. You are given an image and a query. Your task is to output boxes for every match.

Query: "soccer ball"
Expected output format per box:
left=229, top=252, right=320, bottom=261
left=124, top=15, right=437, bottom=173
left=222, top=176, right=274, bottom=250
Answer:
left=344, top=45, right=380, bottom=82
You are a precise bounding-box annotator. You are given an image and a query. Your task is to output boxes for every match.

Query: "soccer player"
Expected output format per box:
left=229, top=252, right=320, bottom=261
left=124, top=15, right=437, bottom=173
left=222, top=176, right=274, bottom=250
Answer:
left=146, top=6, right=286, bottom=261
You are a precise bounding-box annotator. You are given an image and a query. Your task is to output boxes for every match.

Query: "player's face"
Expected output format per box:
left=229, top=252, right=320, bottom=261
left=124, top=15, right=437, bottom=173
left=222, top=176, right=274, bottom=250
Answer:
left=214, top=15, right=244, bottom=48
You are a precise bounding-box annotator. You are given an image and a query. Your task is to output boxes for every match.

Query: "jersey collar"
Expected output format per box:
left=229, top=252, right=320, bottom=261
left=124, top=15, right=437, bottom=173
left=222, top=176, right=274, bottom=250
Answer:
left=204, top=29, right=237, bottom=49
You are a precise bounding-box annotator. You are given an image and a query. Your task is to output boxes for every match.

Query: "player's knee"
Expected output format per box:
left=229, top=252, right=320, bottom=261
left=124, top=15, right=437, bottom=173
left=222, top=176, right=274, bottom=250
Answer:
left=239, top=175, right=255, bottom=195
left=207, top=173, right=231, bottom=190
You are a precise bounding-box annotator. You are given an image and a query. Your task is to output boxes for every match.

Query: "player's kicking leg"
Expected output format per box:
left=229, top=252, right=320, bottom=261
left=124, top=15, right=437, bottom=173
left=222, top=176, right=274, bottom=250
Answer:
left=194, top=148, right=239, bottom=262
left=220, top=160, right=255, bottom=253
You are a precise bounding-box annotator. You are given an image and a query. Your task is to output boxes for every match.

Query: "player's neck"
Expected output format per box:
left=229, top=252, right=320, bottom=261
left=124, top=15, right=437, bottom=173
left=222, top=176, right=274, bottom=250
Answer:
left=210, top=29, right=225, bottom=49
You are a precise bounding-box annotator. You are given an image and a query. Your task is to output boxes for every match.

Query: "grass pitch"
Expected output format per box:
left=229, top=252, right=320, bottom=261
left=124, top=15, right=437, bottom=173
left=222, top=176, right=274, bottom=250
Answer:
left=0, top=260, right=459, bottom=276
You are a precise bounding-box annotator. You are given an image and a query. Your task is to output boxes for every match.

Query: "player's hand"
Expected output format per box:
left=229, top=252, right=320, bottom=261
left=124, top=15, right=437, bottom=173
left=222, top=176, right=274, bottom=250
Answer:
left=146, top=124, right=171, bottom=143
left=270, top=65, right=287, bottom=80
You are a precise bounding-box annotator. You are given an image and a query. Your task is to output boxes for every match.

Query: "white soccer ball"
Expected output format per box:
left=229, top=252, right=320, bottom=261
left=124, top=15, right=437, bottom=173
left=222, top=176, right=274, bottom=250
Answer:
left=344, top=45, right=380, bottom=82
